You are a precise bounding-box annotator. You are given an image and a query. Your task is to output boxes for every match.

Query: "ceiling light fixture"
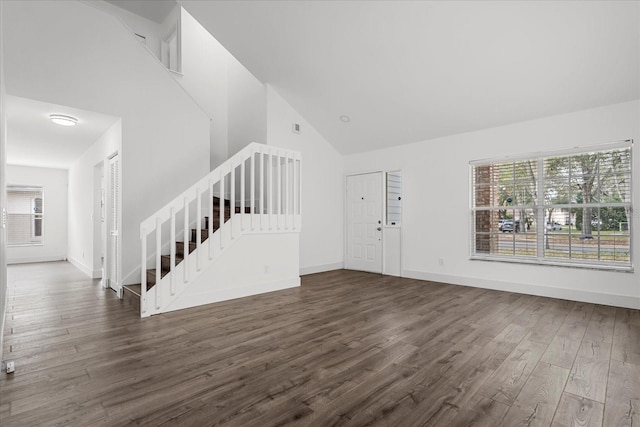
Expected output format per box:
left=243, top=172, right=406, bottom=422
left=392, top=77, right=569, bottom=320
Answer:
left=340, top=115, right=351, bottom=123
left=49, top=114, right=78, bottom=127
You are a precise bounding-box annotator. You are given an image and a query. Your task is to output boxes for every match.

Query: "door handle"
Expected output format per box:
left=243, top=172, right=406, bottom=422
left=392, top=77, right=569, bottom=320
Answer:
left=377, top=227, right=382, bottom=231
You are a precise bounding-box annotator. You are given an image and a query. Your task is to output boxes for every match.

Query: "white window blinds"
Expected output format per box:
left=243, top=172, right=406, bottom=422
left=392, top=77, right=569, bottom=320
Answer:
left=470, top=141, right=632, bottom=270
left=7, top=186, right=44, bottom=246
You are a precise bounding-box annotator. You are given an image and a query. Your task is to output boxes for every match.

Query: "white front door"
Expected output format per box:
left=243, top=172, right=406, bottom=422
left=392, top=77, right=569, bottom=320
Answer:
left=107, top=154, right=120, bottom=295
left=346, top=172, right=383, bottom=273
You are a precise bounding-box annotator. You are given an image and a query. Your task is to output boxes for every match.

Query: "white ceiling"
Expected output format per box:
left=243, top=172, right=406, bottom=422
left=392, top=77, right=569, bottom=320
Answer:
left=180, top=0, right=640, bottom=155
left=6, top=95, right=119, bottom=169
left=104, top=0, right=177, bottom=23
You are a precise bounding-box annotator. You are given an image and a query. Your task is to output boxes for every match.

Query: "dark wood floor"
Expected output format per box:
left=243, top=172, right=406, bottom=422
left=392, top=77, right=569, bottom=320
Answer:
left=1, top=262, right=639, bottom=426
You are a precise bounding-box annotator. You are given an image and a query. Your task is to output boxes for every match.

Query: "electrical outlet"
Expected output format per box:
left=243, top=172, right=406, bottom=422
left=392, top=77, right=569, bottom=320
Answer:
left=5, top=361, right=15, bottom=374
left=438, top=258, right=444, bottom=266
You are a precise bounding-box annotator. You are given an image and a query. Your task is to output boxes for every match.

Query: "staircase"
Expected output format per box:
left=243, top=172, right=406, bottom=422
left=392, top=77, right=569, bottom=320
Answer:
left=123, top=142, right=302, bottom=317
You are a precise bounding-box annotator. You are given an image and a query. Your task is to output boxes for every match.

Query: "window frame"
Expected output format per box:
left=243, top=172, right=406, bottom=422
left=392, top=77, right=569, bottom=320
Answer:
left=469, top=140, right=633, bottom=272
left=385, top=170, right=402, bottom=227
left=6, top=185, right=45, bottom=247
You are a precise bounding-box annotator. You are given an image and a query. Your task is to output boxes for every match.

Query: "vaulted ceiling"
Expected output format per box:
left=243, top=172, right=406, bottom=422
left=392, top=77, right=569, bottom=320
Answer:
left=179, top=0, right=640, bottom=154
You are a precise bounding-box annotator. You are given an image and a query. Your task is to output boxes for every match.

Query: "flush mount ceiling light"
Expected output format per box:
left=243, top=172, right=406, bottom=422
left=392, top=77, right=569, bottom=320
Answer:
left=49, top=114, right=78, bottom=127
left=340, top=115, right=351, bottom=123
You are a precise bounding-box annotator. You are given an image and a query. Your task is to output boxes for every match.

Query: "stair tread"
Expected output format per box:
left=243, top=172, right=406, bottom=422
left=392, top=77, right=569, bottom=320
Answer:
left=147, top=268, right=167, bottom=275
left=212, top=196, right=232, bottom=207
left=161, top=254, right=184, bottom=261
left=176, top=241, right=197, bottom=255
left=123, top=284, right=141, bottom=297
left=147, top=268, right=170, bottom=279
left=191, top=228, right=211, bottom=243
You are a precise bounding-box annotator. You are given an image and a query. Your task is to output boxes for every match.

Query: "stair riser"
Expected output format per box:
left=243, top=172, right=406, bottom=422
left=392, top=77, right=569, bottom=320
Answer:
left=205, top=215, right=229, bottom=227
left=191, top=229, right=210, bottom=244
left=146, top=270, right=156, bottom=287
left=161, top=255, right=183, bottom=271
left=176, top=241, right=196, bottom=257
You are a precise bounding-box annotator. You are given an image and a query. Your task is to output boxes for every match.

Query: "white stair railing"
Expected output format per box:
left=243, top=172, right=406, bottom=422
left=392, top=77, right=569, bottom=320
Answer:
left=139, top=142, right=302, bottom=316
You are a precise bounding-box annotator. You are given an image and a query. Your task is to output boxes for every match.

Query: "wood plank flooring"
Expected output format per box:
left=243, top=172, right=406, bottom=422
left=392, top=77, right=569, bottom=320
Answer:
left=1, top=261, right=639, bottom=426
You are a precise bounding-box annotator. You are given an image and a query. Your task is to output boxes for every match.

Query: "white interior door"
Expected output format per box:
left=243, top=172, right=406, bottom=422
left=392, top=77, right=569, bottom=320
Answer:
left=346, top=172, right=383, bottom=273
left=107, top=154, right=119, bottom=294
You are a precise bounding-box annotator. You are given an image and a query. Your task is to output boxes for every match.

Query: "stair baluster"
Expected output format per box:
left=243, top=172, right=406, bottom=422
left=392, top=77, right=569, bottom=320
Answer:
left=251, top=152, right=255, bottom=231
left=240, top=153, right=245, bottom=232
left=208, top=180, right=214, bottom=260
left=155, top=217, right=161, bottom=310
left=230, top=161, right=235, bottom=240
left=141, top=234, right=147, bottom=314
left=277, top=151, right=282, bottom=230
left=170, top=206, right=176, bottom=296
left=196, top=187, right=202, bottom=271
left=220, top=172, right=225, bottom=250
left=261, top=148, right=265, bottom=230
left=285, top=153, right=290, bottom=230
left=268, top=151, right=273, bottom=231
left=183, top=196, right=189, bottom=282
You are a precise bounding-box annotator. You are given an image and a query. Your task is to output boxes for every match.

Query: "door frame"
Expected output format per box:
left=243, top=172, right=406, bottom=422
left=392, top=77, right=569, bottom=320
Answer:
left=93, top=160, right=106, bottom=287
left=344, top=171, right=384, bottom=274
left=383, top=169, right=403, bottom=277
left=105, top=151, right=122, bottom=297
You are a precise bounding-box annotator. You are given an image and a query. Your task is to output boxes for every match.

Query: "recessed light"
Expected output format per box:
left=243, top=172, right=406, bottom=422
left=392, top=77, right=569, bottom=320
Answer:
left=340, top=115, right=350, bottom=123
left=50, top=114, right=78, bottom=127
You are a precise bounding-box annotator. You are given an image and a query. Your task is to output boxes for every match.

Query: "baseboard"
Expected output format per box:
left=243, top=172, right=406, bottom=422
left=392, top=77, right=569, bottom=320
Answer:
left=67, top=256, right=101, bottom=279
left=402, top=269, right=640, bottom=310
left=300, top=262, right=344, bottom=276
left=7, top=255, right=66, bottom=265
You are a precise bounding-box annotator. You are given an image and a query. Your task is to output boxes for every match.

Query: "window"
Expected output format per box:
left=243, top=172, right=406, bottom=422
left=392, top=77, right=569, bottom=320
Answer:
left=161, top=22, right=181, bottom=73
left=386, top=171, right=402, bottom=225
left=471, top=141, right=632, bottom=270
left=7, top=186, right=44, bottom=246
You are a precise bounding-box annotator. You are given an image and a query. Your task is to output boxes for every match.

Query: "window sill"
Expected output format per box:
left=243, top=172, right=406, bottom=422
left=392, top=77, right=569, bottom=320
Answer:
left=470, top=255, right=633, bottom=273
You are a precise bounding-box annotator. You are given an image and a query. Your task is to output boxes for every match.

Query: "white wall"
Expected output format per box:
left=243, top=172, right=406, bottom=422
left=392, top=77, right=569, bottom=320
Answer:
left=68, top=120, right=120, bottom=278
left=4, top=1, right=211, bottom=285
left=83, top=0, right=164, bottom=59
left=179, top=7, right=228, bottom=168
left=178, top=7, right=267, bottom=168
left=228, top=57, right=267, bottom=156
left=266, top=85, right=344, bottom=274
left=345, top=100, right=640, bottom=308
left=6, top=165, right=68, bottom=264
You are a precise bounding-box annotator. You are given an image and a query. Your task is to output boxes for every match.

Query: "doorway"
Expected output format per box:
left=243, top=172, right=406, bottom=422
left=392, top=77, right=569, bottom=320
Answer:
left=93, top=161, right=106, bottom=286
left=106, top=153, right=120, bottom=296
left=346, top=172, right=383, bottom=273
left=161, top=23, right=181, bottom=73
